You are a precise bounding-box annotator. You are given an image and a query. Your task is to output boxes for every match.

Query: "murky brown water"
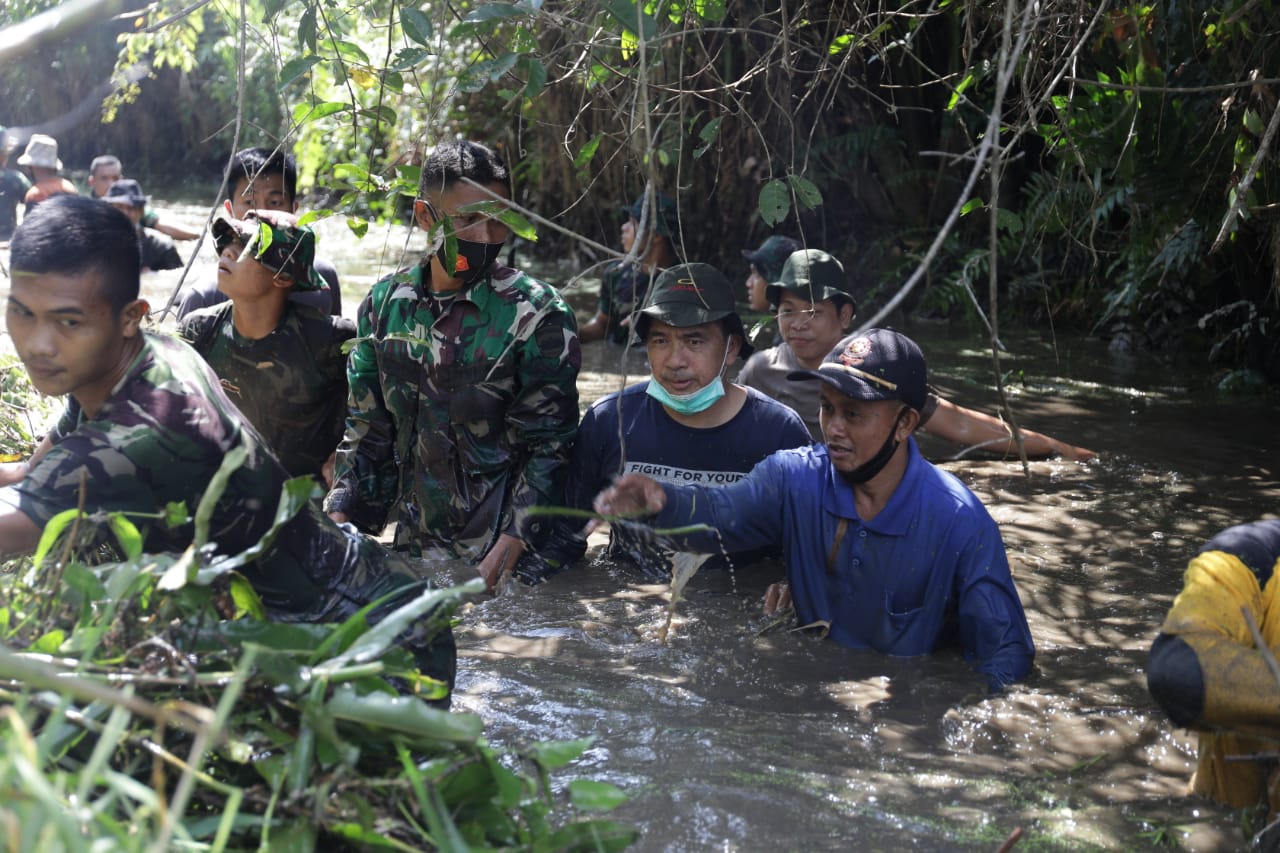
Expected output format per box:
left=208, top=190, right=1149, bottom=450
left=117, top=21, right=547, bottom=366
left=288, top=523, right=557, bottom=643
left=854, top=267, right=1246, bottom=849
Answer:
left=8, top=193, right=1280, bottom=850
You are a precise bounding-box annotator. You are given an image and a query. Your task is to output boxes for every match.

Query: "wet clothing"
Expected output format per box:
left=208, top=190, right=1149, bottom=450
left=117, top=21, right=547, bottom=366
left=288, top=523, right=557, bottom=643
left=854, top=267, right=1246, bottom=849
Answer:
left=738, top=341, right=939, bottom=442
left=647, top=438, right=1035, bottom=689
left=140, top=227, right=182, bottom=272
left=174, top=257, right=342, bottom=318
left=0, top=331, right=455, bottom=688
left=521, top=382, right=811, bottom=580
left=0, top=167, right=31, bottom=239
left=596, top=261, right=659, bottom=346
left=181, top=301, right=355, bottom=480
left=324, top=262, right=580, bottom=560
left=1147, top=520, right=1280, bottom=809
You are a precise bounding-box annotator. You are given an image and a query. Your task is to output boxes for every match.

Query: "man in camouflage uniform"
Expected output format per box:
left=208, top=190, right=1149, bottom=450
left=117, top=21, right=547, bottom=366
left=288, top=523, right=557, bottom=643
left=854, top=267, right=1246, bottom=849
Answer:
left=324, top=141, right=580, bottom=592
left=181, top=208, right=354, bottom=484
left=0, top=196, right=456, bottom=695
left=577, top=192, right=680, bottom=346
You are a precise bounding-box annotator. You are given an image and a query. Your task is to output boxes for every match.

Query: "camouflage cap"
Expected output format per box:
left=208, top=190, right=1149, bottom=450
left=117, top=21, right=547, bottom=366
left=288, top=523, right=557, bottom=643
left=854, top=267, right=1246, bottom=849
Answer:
left=787, top=328, right=927, bottom=411
left=212, top=208, right=325, bottom=290
left=741, top=235, right=803, bottom=283
left=620, top=193, right=679, bottom=238
left=634, top=262, right=753, bottom=358
left=766, top=249, right=857, bottom=313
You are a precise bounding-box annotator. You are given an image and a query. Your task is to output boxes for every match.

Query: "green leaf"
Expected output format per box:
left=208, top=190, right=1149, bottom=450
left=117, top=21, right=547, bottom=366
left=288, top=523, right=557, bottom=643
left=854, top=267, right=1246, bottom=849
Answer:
left=757, top=179, right=790, bottom=226
left=786, top=174, right=822, bottom=210
left=520, top=56, right=547, bottom=98
left=995, top=207, right=1023, bottom=236
left=829, top=33, right=853, bottom=55
left=569, top=779, right=628, bottom=811
left=32, top=629, right=66, bottom=654
left=498, top=209, right=537, bottom=241
left=694, top=117, right=723, bottom=158
left=947, top=71, right=975, bottom=111
left=401, top=7, right=434, bottom=45
left=347, top=215, right=369, bottom=238
left=229, top=575, right=267, bottom=620
left=333, top=162, right=368, bottom=182
left=194, top=446, right=247, bottom=548
left=574, top=136, right=602, bottom=173
left=528, top=737, right=593, bottom=771
left=326, top=684, right=483, bottom=742
left=278, top=54, right=322, bottom=90
left=298, top=5, right=317, bottom=54
left=63, top=563, right=107, bottom=601
left=296, top=209, right=334, bottom=227
left=960, top=197, right=985, bottom=216
left=600, top=0, right=658, bottom=40
left=291, top=101, right=348, bottom=125
left=33, top=508, right=84, bottom=564
left=193, top=476, right=318, bottom=580
left=106, top=513, right=143, bottom=562
left=390, top=46, right=432, bottom=71
left=162, top=501, right=188, bottom=529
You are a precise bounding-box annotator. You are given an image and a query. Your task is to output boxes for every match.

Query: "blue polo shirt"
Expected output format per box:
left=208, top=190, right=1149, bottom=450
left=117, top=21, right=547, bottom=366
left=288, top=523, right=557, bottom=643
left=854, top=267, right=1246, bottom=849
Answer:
left=654, top=438, right=1035, bottom=689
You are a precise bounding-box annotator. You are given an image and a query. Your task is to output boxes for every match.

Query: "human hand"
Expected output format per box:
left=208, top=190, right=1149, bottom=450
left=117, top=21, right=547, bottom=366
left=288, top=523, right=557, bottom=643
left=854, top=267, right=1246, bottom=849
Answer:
left=1056, top=442, right=1098, bottom=463
left=320, top=452, right=337, bottom=488
left=591, top=474, right=666, bottom=527
left=763, top=582, right=791, bottom=615
left=476, top=533, right=525, bottom=594
left=328, top=510, right=349, bottom=525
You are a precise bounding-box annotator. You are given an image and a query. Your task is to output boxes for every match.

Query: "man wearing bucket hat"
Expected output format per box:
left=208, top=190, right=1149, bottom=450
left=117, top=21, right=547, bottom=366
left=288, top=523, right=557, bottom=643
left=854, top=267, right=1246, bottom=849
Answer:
left=741, top=234, right=802, bottom=313
left=180, top=209, right=355, bottom=484
left=577, top=192, right=681, bottom=345
left=18, top=133, right=77, bottom=212
left=103, top=178, right=183, bottom=272
left=596, top=328, right=1036, bottom=690
left=516, top=262, right=811, bottom=582
left=738, top=248, right=1097, bottom=461
left=0, top=127, right=31, bottom=240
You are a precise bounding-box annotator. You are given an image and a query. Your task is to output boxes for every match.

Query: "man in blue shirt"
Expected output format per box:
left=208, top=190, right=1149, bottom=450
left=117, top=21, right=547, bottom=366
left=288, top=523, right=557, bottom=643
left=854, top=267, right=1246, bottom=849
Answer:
left=518, top=262, right=811, bottom=581
left=595, top=327, right=1035, bottom=690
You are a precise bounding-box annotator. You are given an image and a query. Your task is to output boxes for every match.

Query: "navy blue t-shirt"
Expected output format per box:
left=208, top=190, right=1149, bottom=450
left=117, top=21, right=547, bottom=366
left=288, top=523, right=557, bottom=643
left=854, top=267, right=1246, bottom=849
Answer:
left=526, top=382, right=811, bottom=579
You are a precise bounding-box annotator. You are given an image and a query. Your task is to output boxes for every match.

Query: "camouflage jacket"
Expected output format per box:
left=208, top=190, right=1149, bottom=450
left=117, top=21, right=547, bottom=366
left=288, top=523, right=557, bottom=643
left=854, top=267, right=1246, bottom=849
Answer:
left=597, top=260, right=659, bottom=346
left=324, top=262, right=581, bottom=559
left=181, top=300, right=356, bottom=480
left=3, top=332, right=455, bottom=684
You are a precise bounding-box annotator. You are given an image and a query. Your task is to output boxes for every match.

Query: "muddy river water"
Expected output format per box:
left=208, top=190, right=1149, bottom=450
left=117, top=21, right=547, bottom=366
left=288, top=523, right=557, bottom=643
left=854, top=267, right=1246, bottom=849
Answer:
left=10, top=194, right=1280, bottom=850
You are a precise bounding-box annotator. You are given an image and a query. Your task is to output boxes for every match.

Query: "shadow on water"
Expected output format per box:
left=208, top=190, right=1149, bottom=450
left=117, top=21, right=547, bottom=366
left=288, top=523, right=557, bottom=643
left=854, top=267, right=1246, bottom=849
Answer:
left=12, top=193, right=1275, bottom=850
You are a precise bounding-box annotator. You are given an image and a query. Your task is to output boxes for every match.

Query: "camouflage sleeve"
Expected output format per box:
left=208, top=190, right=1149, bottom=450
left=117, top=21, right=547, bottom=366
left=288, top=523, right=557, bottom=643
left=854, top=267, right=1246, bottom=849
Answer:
left=324, top=291, right=399, bottom=533
left=501, top=300, right=581, bottom=542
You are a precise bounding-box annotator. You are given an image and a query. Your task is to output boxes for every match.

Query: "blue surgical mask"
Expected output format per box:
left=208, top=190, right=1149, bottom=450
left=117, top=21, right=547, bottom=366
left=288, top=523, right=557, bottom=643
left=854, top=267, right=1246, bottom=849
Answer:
left=646, top=373, right=726, bottom=415
left=646, top=340, right=730, bottom=415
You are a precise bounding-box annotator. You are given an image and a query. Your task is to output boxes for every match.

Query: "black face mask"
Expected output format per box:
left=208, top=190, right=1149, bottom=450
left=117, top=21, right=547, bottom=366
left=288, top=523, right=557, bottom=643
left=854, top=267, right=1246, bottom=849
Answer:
left=437, top=237, right=503, bottom=285
left=839, top=406, right=909, bottom=484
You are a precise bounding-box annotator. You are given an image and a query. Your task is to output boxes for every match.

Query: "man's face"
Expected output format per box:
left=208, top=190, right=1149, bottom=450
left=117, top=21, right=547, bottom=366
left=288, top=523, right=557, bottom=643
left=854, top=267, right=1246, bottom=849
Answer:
left=645, top=319, right=738, bottom=396
left=621, top=217, right=637, bottom=254
left=745, top=264, right=770, bottom=312
left=818, top=385, right=906, bottom=475
left=89, top=164, right=122, bottom=199
left=777, top=292, right=851, bottom=367
left=216, top=236, right=284, bottom=298
left=414, top=180, right=512, bottom=245
left=107, top=202, right=143, bottom=226
left=229, top=173, right=295, bottom=219
left=5, top=270, right=139, bottom=403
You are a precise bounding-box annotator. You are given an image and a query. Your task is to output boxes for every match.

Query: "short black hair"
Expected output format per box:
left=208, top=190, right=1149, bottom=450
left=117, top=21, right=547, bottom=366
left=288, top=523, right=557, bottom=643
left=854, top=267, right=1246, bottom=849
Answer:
left=225, top=146, right=297, bottom=200
left=9, top=195, right=140, bottom=313
left=90, top=154, right=121, bottom=175
left=418, top=140, right=509, bottom=199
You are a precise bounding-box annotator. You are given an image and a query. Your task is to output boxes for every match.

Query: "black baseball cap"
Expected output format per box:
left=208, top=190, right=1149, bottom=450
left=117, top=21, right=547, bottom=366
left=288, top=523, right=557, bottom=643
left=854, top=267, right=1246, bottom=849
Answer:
left=766, top=249, right=857, bottom=313
left=787, top=328, right=927, bottom=410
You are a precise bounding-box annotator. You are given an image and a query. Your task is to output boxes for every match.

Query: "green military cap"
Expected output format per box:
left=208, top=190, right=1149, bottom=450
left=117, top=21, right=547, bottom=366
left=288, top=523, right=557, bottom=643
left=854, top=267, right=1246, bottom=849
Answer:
left=620, top=193, right=679, bottom=238
left=212, top=208, right=325, bottom=290
left=765, top=249, right=857, bottom=313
